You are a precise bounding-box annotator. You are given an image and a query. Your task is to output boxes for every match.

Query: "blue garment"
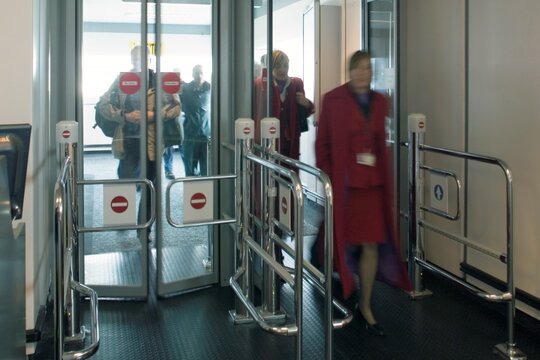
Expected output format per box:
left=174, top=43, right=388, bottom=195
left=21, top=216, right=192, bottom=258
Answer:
left=180, top=80, right=211, bottom=176
left=183, top=139, right=206, bottom=176
left=163, top=146, right=173, bottom=174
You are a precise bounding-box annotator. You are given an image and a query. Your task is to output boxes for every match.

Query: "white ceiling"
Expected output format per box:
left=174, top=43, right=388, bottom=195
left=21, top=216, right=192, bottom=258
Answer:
left=83, top=0, right=211, bottom=25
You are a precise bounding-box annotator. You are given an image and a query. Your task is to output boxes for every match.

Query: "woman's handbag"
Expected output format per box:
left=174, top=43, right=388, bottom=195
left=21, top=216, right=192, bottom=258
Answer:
left=298, top=105, right=309, bottom=133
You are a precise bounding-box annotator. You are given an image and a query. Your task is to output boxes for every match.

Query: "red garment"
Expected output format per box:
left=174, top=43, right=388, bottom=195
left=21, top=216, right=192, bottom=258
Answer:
left=315, top=84, right=411, bottom=299
left=346, top=187, right=386, bottom=244
left=254, top=76, right=314, bottom=159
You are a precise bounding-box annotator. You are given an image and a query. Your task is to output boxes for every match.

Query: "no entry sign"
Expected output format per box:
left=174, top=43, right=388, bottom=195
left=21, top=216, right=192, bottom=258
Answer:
left=190, top=192, right=207, bottom=210
left=184, top=180, right=213, bottom=224
left=281, top=196, right=288, bottom=214
left=103, top=184, right=137, bottom=226
left=56, top=121, right=78, bottom=144
left=279, top=184, right=291, bottom=231
left=119, top=72, right=140, bottom=95
left=162, top=72, right=181, bottom=94
left=111, top=196, right=129, bottom=214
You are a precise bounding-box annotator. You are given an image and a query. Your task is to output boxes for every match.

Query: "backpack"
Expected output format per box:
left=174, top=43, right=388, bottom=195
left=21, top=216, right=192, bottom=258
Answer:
left=93, top=88, right=120, bottom=138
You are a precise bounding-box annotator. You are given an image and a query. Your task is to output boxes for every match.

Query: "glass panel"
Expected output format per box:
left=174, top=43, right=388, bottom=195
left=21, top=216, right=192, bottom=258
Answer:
left=252, top=0, right=317, bottom=276
left=80, top=0, right=215, bottom=296
left=271, top=0, right=317, bottom=267
left=81, top=0, right=147, bottom=292
left=367, top=0, right=396, bottom=144
left=157, top=1, right=214, bottom=293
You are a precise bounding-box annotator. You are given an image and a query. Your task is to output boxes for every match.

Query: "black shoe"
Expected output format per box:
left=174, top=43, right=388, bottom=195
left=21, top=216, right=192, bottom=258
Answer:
left=165, top=171, right=175, bottom=180
left=355, top=305, right=385, bottom=336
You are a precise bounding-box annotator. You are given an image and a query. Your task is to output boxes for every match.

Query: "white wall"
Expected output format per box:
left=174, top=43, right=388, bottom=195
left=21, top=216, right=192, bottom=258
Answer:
left=0, top=0, right=37, bottom=332
left=467, top=0, right=540, bottom=318
left=402, top=0, right=540, bottom=320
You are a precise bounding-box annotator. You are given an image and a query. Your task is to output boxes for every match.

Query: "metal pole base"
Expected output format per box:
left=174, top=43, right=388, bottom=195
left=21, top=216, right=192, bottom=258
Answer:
left=64, top=325, right=86, bottom=345
left=494, top=343, right=527, bottom=360
left=408, top=289, right=433, bottom=300
left=229, top=310, right=254, bottom=325
left=258, top=308, right=286, bottom=323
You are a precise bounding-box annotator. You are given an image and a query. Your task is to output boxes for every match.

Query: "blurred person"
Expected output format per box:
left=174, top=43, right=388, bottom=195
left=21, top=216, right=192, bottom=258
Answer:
left=315, top=50, right=410, bottom=336
left=180, top=64, right=211, bottom=176
left=98, top=45, right=180, bottom=239
left=162, top=69, right=186, bottom=179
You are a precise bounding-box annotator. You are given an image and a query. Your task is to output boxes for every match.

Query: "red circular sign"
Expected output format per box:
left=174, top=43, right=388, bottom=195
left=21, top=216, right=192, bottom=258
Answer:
left=111, top=196, right=129, bottom=214
left=162, top=72, right=181, bottom=94
left=243, top=127, right=251, bottom=135
left=419, top=121, right=425, bottom=129
left=269, top=126, right=276, bottom=134
left=281, top=197, right=288, bottom=215
left=119, top=72, right=141, bottom=95
left=190, top=192, right=207, bottom=210
left=62, top=130, right=71, bottom=138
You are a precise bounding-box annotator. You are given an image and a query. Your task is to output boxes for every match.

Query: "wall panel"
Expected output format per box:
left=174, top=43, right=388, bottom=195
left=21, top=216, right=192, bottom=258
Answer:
left=468, top=0, right=540, bottom=318
left=402, top=0, right=466, bottom=275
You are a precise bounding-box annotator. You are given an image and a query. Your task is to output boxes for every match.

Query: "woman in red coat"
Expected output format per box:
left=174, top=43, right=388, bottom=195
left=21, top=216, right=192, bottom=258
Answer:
left=254, top=50, right=314, bottom=159
left=315, top=50, right=410, bottom=336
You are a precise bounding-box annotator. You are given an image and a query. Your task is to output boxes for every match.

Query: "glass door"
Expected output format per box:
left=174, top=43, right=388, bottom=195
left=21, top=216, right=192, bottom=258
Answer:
left=365, top=0, right=400, bottom=229
left=366, top=0, right=397, bottom=146
left=80, top=0, right=215, bottom=298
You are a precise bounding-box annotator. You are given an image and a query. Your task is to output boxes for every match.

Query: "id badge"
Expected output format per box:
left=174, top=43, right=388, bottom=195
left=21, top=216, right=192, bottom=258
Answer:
left=356, top=152, right=376, bottom=166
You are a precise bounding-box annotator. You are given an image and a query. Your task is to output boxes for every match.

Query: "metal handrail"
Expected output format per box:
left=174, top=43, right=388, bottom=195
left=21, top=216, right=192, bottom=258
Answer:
left=233, top=119, right=348, bottom=359
left=230, top=151, right=305, bottom=359
left=408, top=132, right=525, bottom=358
left=230, top=268, right=297, bottom=335
left=63, top=281, right=100, bottom=360
left=419, top=220, right=506, bottom=262
left=415, top=259, right=512, bottom=302
left=165, top=174, right=237, bottom=228
left=269, top=151, right=353, bottom=340
left=54, top=157, right=100, bottom=360
left=77, top=178, right=156, bottom=233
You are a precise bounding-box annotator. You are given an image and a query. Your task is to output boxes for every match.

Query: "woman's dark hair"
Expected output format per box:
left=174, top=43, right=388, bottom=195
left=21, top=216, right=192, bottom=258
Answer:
left=349, top=50, right=371, bottom=71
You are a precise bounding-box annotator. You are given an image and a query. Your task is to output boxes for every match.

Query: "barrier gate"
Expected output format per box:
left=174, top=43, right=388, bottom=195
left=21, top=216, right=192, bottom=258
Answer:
left=406, top=114, right=526, bottom=360
left=229, top=118, right=353, bottom=360
left=55, top=122, right=156, bottom=359
left=54, top=121, right=100, bottom=360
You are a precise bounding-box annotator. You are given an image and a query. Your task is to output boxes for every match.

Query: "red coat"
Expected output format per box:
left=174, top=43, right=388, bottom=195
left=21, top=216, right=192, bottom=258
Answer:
left=315, top=84, right=411, bottom=299
left=254, top=76, right=314, bottom=159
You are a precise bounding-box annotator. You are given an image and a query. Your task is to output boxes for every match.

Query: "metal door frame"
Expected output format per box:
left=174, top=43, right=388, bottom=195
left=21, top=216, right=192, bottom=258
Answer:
left=72, top=0, right=222, bottom=298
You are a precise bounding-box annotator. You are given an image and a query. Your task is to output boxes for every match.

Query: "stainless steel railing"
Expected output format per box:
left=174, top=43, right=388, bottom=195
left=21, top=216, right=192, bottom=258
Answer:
left=269, top=150, right=354, bottom=359
left=54, top=156, right=100, bottom=360
left=230, top=118, right=352, bottom=360
left=407, top=114, right=526, bottom=360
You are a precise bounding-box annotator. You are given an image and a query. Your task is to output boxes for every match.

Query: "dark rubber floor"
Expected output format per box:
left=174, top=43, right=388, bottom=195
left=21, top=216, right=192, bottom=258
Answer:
left=31, top=271, right=540, bottom=360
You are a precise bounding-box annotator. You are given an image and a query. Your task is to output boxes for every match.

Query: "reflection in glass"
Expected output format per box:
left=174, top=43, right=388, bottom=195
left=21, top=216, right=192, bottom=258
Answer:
left=81, top=0, right=215, bottom=294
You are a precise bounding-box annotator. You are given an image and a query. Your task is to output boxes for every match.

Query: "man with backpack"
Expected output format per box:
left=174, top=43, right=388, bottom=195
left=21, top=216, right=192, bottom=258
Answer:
left=96, top=45, right=180, bottom=240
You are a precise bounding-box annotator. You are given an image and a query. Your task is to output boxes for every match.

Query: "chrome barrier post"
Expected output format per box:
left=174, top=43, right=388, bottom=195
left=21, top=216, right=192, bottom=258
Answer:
left=407, top=114, right=432, bottom=298
left=230, top=118, right=255, bottom=323
left=260, top=117, right=285, bottom=320
left=56, top=121, right=85, bottom=343
left=54, top=162, right=69, bottom=360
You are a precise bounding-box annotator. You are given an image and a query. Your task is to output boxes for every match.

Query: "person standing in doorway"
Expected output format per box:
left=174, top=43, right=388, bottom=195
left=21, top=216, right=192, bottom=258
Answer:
left=98, top=45, right=180, bottom=240
left=253, top=49, right=314, bottom=160
left=180, top=64, right=211, bottom=176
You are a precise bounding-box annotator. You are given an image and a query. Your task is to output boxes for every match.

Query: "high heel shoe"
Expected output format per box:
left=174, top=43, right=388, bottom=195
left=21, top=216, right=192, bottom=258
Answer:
left=355, top=306, right=385, bottom=336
